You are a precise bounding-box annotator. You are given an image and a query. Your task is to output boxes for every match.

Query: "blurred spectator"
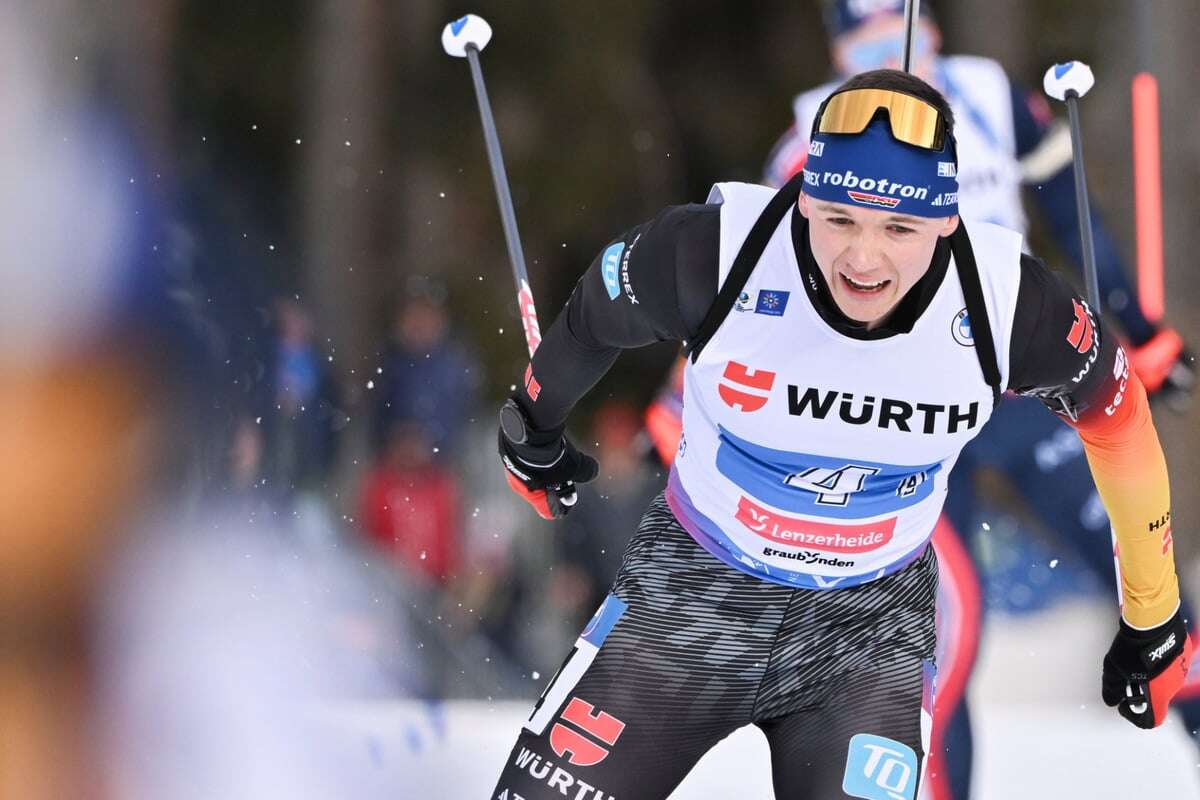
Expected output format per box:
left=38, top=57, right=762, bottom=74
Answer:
left=254, top=296, right=343, bottom=500
left=228, top=414, right=265, bottom=497
left=359, top=421, right=461, bottom=585
left=375, top=278, right=481, bottom=460
left=550, top=400, right=662, bottom=629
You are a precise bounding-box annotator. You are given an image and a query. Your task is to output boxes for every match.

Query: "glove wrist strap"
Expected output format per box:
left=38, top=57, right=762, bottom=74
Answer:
left=500, top=396, right=564, bottom=448
left=1120, top=601, right=1182, bottom=635
left=512, top=442, right=566, bottom=469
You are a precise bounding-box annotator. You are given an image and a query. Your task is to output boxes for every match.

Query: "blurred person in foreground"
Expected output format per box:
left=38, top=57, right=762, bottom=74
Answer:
left=0, top=10, right=415, bottom=798
left=375, top=278, right=482, bottom=461
left=755, top=3, right=1199, bottom=796
left=490, top=66, right=1189, bottom=799
left=0, top=11, right=187, bottom=795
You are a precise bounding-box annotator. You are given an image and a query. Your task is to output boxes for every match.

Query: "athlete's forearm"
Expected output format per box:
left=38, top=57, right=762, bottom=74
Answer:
left=1071, top=367, right=1178, bottom=628
left=516, top=205, right=719, bottom=430
left=518, top=304, right=623, bottom=431
left=1008, top=255, right=1178, bottom=627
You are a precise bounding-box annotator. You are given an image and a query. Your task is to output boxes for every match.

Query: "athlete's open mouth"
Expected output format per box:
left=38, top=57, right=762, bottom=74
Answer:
left=840, top=272, right=890, bottom=294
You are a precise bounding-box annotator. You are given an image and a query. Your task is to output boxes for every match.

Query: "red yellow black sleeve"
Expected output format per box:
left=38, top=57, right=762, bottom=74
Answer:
left=1009, top=256, right=1178, bottom=629
left=1070, top=356, right=1177, bottom=628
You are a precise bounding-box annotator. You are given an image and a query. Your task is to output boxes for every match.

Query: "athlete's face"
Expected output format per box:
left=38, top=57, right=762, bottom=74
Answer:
left=799, top=192, right=959, bottom=329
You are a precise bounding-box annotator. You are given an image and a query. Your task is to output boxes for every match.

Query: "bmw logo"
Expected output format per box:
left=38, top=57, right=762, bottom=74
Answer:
left=951, top=308, right=974, bottom=347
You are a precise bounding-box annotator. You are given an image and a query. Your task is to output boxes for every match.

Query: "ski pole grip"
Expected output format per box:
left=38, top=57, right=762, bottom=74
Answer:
left=1043, top=61, right=1095, bottom=102
left=442, top=14, right=492, bottom=57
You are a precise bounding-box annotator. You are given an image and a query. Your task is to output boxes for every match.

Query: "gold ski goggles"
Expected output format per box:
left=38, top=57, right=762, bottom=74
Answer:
left=814, top=88, right=949, bottom=152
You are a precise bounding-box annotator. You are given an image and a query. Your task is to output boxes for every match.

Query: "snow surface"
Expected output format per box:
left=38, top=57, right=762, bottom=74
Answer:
left=322, top=699, right=1199, bottom=798
left=322, top=602, right=1200, bottom=797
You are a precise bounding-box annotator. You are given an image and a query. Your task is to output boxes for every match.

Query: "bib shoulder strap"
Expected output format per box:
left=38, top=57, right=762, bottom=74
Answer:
left=686, top=172, right=806, bottom=362
left=950, top=222, right=1003, bottom=407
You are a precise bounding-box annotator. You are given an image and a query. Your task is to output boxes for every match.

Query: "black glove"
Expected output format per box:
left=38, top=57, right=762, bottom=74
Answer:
left=1102, top=607, right=1192, bottom=729
left=1132, top=328, right=1195, bottom=413
left=498, top=398, right=598, bottom=520
left=1160, top=345, right=1196, bottom=412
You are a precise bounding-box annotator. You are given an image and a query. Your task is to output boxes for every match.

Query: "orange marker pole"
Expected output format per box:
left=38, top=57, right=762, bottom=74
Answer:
left=1132, top=72, right=1165, bottom=324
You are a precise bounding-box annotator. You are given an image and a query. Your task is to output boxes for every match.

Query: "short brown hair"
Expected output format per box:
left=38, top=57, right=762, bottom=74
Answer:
left=817, top=68, right=955, bottom=139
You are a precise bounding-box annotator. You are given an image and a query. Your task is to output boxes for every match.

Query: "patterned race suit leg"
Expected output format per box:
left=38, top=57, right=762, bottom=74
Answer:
left=491, top=495, right=938, bottom=800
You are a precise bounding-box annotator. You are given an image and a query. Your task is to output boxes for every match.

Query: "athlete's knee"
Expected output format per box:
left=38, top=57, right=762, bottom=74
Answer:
left=841, top=732, right=924, bottom=800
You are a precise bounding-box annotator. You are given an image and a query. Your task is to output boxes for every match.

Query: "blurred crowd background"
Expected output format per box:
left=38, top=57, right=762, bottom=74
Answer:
left=4, top=1, right=1200, bottom=797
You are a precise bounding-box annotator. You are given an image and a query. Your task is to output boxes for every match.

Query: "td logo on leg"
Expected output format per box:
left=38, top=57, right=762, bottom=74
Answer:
left=843, top=733, right=918, bottom=800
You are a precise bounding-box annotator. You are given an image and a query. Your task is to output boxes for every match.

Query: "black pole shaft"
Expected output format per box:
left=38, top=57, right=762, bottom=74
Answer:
left=1065, top=91, right=1102, bottom=311
left=1067, top=86, right=1138, bottom=713
left=465, top=45, right=534, bottom=317
left=901, top=0, right=921, bottom=73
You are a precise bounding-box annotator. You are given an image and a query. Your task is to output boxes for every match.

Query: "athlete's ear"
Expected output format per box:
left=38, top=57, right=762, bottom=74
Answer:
left=798, top=190, right=810, bottom=219
left=939, top=214, right=960, bottom=237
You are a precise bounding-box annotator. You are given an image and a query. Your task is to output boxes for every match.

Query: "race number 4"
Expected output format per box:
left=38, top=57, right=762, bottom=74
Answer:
left=784, top=464, right=880, bottom=506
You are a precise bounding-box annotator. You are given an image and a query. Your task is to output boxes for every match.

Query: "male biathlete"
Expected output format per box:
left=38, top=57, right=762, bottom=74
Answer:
left=491, top=69, right=1190, bottom=800
left=753, top=3, right=1199, bottom=796
left=765, top=0, right=1192, bottom=399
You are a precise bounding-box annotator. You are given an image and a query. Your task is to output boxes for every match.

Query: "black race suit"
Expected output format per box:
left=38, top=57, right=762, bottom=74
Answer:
left=492, top=202, right=1125, bottom=800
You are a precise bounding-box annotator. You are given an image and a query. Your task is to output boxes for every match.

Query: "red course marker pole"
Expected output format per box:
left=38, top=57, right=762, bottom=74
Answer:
left=1132, top=72, right=1165, bottom=325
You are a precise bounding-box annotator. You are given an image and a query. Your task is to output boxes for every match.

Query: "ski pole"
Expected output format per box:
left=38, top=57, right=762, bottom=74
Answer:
left=901, top=0, right=921, bottom=73
left=1043, top=61, right=1101, bottom=311
left=443, top=14, right=581, bottom=509
left=442, top=13, right=542, bottom=358
left=1043, top=60, right=1147, bottom=717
